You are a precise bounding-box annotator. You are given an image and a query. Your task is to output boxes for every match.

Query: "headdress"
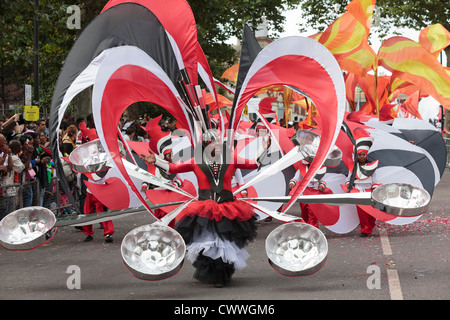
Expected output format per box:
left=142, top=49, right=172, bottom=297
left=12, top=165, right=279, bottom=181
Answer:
left=353, top=127, right=374, bottom=155
left=146, top=115, right=172, bottom=156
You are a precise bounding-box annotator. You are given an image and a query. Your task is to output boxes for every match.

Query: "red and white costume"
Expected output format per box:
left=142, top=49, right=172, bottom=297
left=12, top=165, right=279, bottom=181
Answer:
left=345, top=129, right=380, bottom=235
left=152, top=134, right=267, bottom=286
left=290, top=162, right=332, bottom=228
left=82, top=176, right=115, bottom=237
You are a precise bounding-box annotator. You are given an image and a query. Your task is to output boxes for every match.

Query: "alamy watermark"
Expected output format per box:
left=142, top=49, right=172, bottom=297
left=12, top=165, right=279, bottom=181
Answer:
left=66, top=5, right=81, bottom=30
left=66, top=265, right=81, bottom=289
left=366, top=264, right=381, bottom=290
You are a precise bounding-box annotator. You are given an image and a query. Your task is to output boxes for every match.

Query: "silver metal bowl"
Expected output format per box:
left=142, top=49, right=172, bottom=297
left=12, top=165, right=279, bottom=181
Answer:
left=292, top=129, right=342, bottom=167
left=265, top=222, right=328, bottom=276
left=0, top=206, right=57, bottom=251
left=121, top=224, right=186, bottom=281
left=69, top=139, right=124, bottom=180
left=371, top=183, right=431, bottom=217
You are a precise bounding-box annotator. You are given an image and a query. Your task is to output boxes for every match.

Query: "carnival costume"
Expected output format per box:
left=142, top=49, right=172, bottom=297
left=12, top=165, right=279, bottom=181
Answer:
left=149, top=130, right=268, bottom=286
left=290, top=163, right=329, bottom=228
left=345, top=128, right=380, bottom=235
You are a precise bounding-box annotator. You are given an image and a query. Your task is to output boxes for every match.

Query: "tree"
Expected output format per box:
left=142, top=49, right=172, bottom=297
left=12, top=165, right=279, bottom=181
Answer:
left=0, top=2, right=35, bottom=115
left=1, top=0, right=300, bottom=118
left=190, top=0, right=301, bottom=76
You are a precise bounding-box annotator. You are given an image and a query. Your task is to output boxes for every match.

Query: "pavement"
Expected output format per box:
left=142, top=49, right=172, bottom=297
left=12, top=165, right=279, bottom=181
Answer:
left=1, top=170, right=449, bottom=302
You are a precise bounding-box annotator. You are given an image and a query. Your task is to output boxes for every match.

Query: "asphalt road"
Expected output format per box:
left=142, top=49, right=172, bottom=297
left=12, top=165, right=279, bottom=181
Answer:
left=1, top=170, right=449, bottom=302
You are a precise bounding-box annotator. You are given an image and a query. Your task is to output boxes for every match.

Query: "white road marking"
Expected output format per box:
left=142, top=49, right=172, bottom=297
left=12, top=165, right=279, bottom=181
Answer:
left=387, top=269, right=404, bottom=300
left=379, top=228, right=392, bottom=256
left=379, top=228, right=404, bottom=300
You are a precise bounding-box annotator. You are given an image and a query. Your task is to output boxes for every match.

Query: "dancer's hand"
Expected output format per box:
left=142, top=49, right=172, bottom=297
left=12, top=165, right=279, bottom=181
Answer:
left=140, top=150, right=156, bottom=163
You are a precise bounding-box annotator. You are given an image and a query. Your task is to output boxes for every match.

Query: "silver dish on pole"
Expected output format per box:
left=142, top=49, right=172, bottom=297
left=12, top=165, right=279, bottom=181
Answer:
left=371, top=183, right=431, bottom=216
left=0, top=207, right=57, bottom=251
left=292, top=129, right=342, bottom=167
left=121, top=223, right=186, bottom=281
left=69, top=139, right=125, bottom=180
left=265, top=222, right=328, bottom=276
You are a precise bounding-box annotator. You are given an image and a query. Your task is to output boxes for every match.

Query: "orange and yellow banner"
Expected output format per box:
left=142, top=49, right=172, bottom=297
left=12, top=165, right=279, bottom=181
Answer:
left=315, top=0, right=376, bottom=76
left=221, top=64, right=239, bottom=82
left=402, top=90, right=422, bottom=119
left=378, top=36, right=450, bottom=109
left=419, top=23, right=450, bottom=58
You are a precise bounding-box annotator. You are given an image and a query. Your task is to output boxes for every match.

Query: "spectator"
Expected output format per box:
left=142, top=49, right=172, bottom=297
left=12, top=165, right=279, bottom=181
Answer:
left=0, top=140, right=25, bottom=220
left=61, top=124, right=78, bottom=156
left=0, top=114, right=20, bottom=136
left=0, top=133, right=12, bottom=218
left=75, top=118, right=86, bottom=146
left=34, top=135, right=54, bottom=208
left=19, top=134, right=37, bottom=207
left=27, top=122, right=38, bottom=132
left=123, top=125, right=136, bottom=141
left=36, top=119, right=49, bottom=136
left=37, top=130, right=50, bottom=148
left=62, top=111, right=73, bottom=129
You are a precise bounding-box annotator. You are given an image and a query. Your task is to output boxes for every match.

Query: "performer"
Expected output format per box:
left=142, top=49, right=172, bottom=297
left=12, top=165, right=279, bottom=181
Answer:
left=82, top=175, right=115, bottom=243
left=141, top=129, right=270, bottom=287
left=289, top=161, right=329, bottom=228
left=78, top=125, right=114, bottom=243
left=345, top=129, right=380, bottom=237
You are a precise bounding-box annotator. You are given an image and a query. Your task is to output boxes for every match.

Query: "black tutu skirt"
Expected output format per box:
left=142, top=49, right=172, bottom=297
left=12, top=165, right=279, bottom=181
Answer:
left=175, top=199, right=257, bottom=285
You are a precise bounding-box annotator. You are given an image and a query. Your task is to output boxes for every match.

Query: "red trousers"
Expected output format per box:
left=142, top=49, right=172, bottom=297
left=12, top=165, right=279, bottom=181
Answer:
left=82, top=192, right=114, bottom=236
left=350, top=187, right=376, bottom=234
left=300, top=202, right=319, bottom=228
left=356, top=206, right=376, bottom=234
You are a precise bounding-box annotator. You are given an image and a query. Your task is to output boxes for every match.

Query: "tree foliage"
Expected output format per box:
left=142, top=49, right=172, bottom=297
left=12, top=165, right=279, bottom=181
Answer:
left=1, top=0, right=300, bottom=114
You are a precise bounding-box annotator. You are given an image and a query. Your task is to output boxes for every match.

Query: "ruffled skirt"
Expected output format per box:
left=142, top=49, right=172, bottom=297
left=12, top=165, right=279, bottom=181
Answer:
left=175, top=199, right=257, bottom=285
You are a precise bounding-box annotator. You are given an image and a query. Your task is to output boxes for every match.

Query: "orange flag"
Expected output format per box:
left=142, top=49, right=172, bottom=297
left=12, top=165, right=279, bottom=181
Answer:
left=316, top=0, right=376, bottom=76
left=344, top=72, right=358, bottom=111
left=221, top=64, right=239, bottom=82
left=377, top=36, right=450, bottom=109
left=419, top=23, right=450, bottom=57
left=354, top=74, right=390, bottom=114
left=205, top=93, right=232, bottom=110
left=402, top=90, right=422, bottom=119
left=387, top=73, right=428, bottom=103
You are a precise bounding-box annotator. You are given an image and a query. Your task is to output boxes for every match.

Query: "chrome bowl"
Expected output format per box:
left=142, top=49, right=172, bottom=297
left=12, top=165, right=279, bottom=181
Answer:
left=121, top=224, right=186, bottom=281
left=265, top=222, right=328, bottom=277
left=292, top=130, right=342, bottom=167
left=0, top=207, right=57, bottom=251
left=372, top=183, right=431, bottom=217
left=69, top=139, right=124, bottom=180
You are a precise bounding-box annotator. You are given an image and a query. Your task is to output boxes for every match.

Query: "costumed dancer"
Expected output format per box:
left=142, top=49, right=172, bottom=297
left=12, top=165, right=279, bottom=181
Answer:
left=141, top=129, right=270, bottom=287
left=289, top=161, right=329, bottom=228
left=79, top=126, right=114, bottom=243
left=141, top=115, right=185, bottom=228
left=345, top=128, right=380, bottom=237
left=82, top=175, right=115, bottom=243
left=254, top=97, right=277, bottom=222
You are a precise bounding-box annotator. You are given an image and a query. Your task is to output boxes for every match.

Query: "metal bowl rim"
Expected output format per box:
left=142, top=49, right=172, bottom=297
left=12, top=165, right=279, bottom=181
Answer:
left=120, top=224, right=186, bottom=279
left=265, top=222, right=328, bottom=274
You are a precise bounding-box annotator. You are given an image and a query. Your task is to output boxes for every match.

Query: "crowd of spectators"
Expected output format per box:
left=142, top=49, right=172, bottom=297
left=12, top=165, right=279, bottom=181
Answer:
left=0, top=111, right=80, bottom=220
left=0, top=110, right=179, bottom=221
